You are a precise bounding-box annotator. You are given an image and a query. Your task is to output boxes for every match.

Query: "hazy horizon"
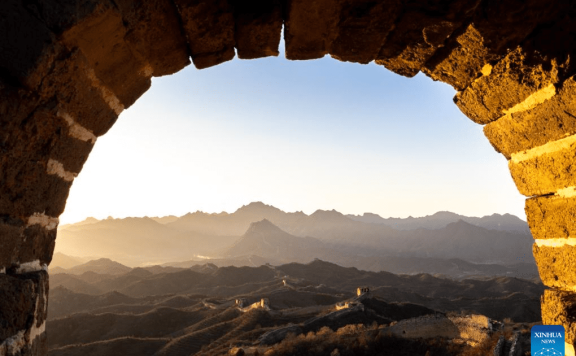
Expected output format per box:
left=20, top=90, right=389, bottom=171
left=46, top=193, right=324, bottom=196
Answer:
left=54, top=199, right=533, bottom=270
left=59, top=201, right=527, bottom=226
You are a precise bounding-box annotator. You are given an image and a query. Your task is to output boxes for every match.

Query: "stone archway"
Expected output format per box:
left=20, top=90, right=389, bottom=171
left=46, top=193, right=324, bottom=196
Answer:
left=1, top=0, right=576, bottom=354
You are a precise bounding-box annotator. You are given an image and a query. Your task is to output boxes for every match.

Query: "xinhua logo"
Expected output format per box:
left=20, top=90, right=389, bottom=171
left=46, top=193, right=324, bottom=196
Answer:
left=532, top=325, right=565, bottom=356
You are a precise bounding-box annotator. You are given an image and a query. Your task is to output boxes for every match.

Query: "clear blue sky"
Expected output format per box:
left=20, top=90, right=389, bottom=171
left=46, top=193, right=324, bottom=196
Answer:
left=59, top=44, right=526, bottom=224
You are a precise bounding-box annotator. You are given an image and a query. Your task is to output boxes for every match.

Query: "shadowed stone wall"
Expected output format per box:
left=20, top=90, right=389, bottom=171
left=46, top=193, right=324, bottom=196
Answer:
left=1, top=0, right=576, bottom=354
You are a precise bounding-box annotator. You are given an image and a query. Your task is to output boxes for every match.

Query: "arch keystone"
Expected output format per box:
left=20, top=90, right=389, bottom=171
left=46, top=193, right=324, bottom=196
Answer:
left=284, top=0, right=341, bottom=60
left=329, top=0, right=401, bottom=64
left=232, top=0, right=283, bottom=59
left=174, top=0, right=236, bottom=69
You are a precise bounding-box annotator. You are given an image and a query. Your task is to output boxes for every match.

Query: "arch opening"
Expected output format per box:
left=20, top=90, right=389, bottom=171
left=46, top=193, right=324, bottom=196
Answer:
left=58, top=52, right=523, bottom=227
left=2, top=0, right=576, bottom=354
left=54, top=52, right=527, bottom=268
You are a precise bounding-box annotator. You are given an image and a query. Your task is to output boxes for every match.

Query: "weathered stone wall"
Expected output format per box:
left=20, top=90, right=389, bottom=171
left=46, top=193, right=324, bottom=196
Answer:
left=2, top=0, right=576, bottom=354
left=382, top=314, right=493, bottom=346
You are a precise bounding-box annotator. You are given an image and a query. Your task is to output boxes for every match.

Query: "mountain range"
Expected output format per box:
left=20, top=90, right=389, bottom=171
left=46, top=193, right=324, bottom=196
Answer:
left=346, top=210, right=530, bottom=232
left=60, top=202, right=529, bottom=235
left=55, top=202, right=535, bottom=274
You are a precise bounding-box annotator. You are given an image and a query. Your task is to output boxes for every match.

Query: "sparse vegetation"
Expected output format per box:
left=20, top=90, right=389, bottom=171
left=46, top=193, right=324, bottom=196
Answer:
left=247, top=324, right=466, bottom=356
left=47, top=259, right=540, bottom=356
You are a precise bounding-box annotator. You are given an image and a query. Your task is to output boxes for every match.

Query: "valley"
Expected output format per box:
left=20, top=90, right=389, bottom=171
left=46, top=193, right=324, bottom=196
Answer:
left=48, top=203, right=540, bottom=355
left=48, top=259, right=539, bottom=356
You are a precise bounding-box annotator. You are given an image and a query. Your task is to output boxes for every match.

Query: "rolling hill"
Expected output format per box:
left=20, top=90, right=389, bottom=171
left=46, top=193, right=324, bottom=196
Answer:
left=46, top=259, right=542, bottom=356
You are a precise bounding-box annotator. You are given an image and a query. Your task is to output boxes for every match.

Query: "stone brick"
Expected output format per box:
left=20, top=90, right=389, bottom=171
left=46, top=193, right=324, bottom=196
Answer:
left=284, top=0, right=341, bottom=60
left=542, top=289, right=576, bottom=344
left=0, top=271, right=48, bottom=342
left=0, top=0, right=61, bottom=91
left=32, top=0, right=152, bottom=106
left=484, top=77, right=576, bottom=159
left=0, top=159, right=72, bottom=218
left=375, top=0, right=480, bottom=78
left=0, top=216, right=54, bottom=281
left=526, top=195, right=576, bottom=240
left=423, top=0, right=568, bottom=90
left=509, top=143, right=576, bottom=197
left=534, top=243, right=576, bottom=290
left=329, top=0, right=401, bottom=64
left=37, top=49, right=119, bottom=137
left=55, top=0, right=152, bottom=108
left=114, top=0, right=191, bottom=76
left=0, top=99, right=67, bottom=203
left=0, top=218, right=25, bottom=268
left=50, top=134, right=94, bottom=174
left=175, top=0, right=236, bottom=69
left=423, top=24, right=493, bottom=91
left=20, top=226, right=56, bottom=269
left=455, top=47, right=560, bottom=125
left=1, top=102, right=63, bottom=163
left=0, top=82, right=42, bottom=128
left=0, top=274, right=36, bottom=341
left=231, top=0, right=283, bottom=59
left=31, top=0, right=109, bottom=35
left=1, top=95, right=92, bottom=173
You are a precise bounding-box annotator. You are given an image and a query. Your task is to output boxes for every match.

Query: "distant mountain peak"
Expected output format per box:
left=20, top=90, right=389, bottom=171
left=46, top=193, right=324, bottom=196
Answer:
left=445, top=219, right=478, bottom=230
left=362, top=212, right=382, bottom=218
left=243, top=201, right=269, bottom=209
left=310, top=209, right=345, bottom=218
left=246, top=219, right=284, bottom=234
left=431, top=211, right=460, bottom=218
left=64, top=258, right=132, bottom=276
left=235, top=202, right=283, bottom=215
